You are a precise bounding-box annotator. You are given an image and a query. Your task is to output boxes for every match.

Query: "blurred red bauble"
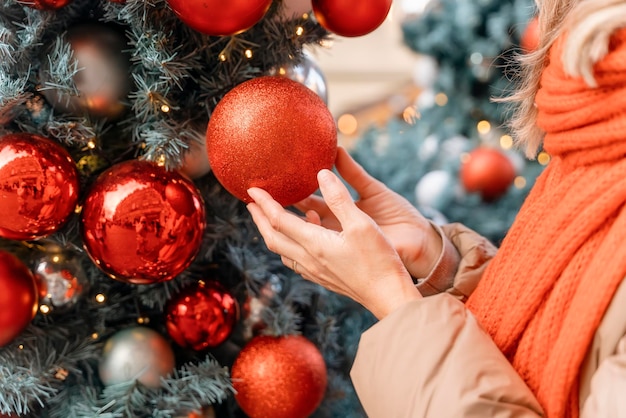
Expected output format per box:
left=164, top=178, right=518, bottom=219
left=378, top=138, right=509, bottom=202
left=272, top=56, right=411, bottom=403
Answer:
left=166, top=0, right=272, bottom=36
left=460, top=147, right=516, bottom=201
left=166, top=280, right=239, bottom=350
left=521, top=16, right=540, bottom=53
left=206, top=76, right=337, bottom=207
left=231, top=335, right=327, bottom=418
left=0, top=251, right=38, bottom=347
left=312, top=0, right=392, bottom=37
left=22, top=0, right=72, bottom=9
left=81, top=160, right=206, bottom=284
left=0, top=133, right=79, bottom=240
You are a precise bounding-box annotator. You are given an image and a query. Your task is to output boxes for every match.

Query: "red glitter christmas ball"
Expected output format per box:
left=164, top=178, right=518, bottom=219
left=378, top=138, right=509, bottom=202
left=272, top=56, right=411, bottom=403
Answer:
left=165, top=280, right=239, bottom=350
left=206, top=76, right=337, bottom=207
left=81, top=160, right=206, bottom=284
left=231, top=335, right=327, bottom=418
left=0, top=133, right=79, bottom=240
left=460, top=147, right=517, bottom=201
left=166, top=0, right=273, bottom=36
left=312, top=0, right=392, bottom=37
left=521, top=16, right=540, bottom=53
left=0, top=251, right=38, bottom=347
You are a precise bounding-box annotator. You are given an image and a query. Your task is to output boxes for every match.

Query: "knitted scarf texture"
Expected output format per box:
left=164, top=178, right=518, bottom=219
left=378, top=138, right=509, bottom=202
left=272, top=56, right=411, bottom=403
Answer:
left=466, top=28, right=626, bottom=418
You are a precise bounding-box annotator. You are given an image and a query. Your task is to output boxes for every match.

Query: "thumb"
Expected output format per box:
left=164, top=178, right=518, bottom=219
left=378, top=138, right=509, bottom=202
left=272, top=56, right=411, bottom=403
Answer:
left=318, top=169, right=363, bottom=226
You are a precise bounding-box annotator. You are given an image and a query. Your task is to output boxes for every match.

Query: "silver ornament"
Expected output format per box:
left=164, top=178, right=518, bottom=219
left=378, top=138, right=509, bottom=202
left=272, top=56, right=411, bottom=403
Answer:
left=40, top=23, right=131, bottom=120
left=33, top=250, right=88, bottom=310
left=99, top=327, right=175, bottom=388
left=268, top=51, right=328, bottom=105
left=414, top=170, right=455, bottom=210
left=232, top=275, right=282, bottom=344
left=179, top=129, right=211, bottom=180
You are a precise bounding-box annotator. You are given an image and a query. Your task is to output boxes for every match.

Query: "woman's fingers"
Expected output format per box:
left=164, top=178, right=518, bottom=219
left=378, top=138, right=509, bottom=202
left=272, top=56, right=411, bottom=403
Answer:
left=335, top=146, right=388, bottom=200
left=317, top=169, right=364, bottom=228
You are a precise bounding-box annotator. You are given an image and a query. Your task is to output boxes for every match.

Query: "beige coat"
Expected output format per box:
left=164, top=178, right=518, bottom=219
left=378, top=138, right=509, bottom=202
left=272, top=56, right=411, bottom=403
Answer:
left=350, top=223, right=626, bottom=417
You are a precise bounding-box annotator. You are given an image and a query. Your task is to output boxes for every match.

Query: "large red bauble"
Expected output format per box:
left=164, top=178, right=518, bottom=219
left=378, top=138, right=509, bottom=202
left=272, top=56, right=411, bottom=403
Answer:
left=81, top=160, right=206, bottom=284
left=206, top=76, right=337, bottom=207
left=0, top=133, right=79, bottom=240
left=460, top=147, right=516, bottom=201
left=22, top=0, right=72, bottom=9
left=165, top=280, right=239, bottom=350
left=166, top=0, right=272, bottom=36
left=231, top=335, right=327, bottom=418
left=312, top=0, right=392, bottom=37
left=0, top=251, right=38, bottom=347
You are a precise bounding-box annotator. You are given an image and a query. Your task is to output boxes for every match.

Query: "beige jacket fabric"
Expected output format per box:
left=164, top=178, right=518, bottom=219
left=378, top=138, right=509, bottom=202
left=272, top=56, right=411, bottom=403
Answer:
left=350, top=223, right=626, bottom=417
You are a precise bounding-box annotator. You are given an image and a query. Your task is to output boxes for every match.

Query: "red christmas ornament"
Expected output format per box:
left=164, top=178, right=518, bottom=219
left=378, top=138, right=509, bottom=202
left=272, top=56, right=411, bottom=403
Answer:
left=0, top=133, right=79, bottom=240
left=22, top=0, right=72, bottom=9
left=0, top=251, right=38, bottom=347
left=231, top=335, right=327, bottom=418
left=206, top=76, right=337, bottom=207
left=312, top=0, right=392, bottom=37
left=521, top=16, right=540, bottom=53
left=81, top=160, right=206, bottom=284
left=166, top=280, right=239, bottom=350
left=166, top=0, right=273, bottom=36
left=460, top=147, right=516, bottom=201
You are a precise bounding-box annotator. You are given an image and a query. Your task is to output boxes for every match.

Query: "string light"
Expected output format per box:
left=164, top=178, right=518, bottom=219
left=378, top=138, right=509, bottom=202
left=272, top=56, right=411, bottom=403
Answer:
left=337, top=114, right=358, bottom=135
left=51, top=255, right=60, bottom=263
left=40, top=305, right=51, bottom=314
left=18, top=344, right=24, bottom=350
left=402, top=106, right=420, bottom=125
left=87, top=140, right=96, bottom=149
left=500, top=134, right=513, bottom=149
left=74, top=204, right=82, bottom=214
left=157, top=154, right=166, bottom=166
left=137, top=317, right=150, bottom=324
left=91, top=333, right=99, bottom=340
left=219, top=53, right=227, bottom=62
left=434, top=93, right=448, bottom=106
left=295, top=26, right=304, bottom=36
left=477, top=120, right=491, bottom=134
left=95, top=293, right=106, bottom=303
left=538, top=151, right=551, bottom=165
left=161, top=104, right=170, bottom=113
left=244, top=49, right=253, bottom=59
left=514, top=176, right=527, bottom=189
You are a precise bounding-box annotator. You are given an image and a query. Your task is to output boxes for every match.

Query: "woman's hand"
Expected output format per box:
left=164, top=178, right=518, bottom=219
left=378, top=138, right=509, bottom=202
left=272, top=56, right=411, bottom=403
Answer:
left=294, top=147, right=442, bottom=279
left=247, top=169, right=422, bottom=320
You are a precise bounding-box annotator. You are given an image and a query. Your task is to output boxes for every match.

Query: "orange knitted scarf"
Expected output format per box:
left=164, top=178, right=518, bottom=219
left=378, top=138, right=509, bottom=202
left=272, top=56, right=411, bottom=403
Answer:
left=466, top=28, right=626, bottom=418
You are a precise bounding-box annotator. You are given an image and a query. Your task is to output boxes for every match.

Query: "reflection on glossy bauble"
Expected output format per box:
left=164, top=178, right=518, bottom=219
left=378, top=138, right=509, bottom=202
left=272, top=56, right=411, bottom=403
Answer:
left=268, top=51, right=328, bottom=105
left=166, top=280, right=239, bottom=350
left=22, top=0, right=72, bottom=9
left=33, top=250, right=88, bottom=310
left=99, top=327, right=175, bottom=388
left=41, top=23, right=131, bottom=120
left=81, top=160, right=206, bottom=284
left=0, top=251, right=38, bottom=347
left=0, top=133, right=79, bottom=240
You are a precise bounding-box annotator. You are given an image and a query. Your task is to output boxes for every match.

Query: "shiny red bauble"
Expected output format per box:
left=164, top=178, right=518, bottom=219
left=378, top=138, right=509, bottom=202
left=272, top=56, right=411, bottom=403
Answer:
left=206, top=76, right=337, bottom=207
left=81, top=160, right=206, bottom=284
left=232, top=335, right=327, bottom=418
left=460, top=147, right=516, bottom=201
left=165, top=280, right=239, bottom=350
left=312, top=0, right=392, bottom=37
left=0, top=133, right=79, bottom=240
left=22, top=0, right=72, bottom=9
left=521, top=16, right=540, bottom=53
left=0, top=251, right=39, bottom=347
left=166, top=0, right=273, bottom=36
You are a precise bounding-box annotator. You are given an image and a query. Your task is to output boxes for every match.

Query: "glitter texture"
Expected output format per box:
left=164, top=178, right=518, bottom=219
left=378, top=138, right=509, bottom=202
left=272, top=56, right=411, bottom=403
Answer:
left=206, top=76, right=337, bottom=207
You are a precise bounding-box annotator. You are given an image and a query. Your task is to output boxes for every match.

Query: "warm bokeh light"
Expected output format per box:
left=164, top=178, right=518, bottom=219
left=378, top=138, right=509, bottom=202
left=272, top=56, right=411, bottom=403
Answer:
left=435, top=93, right=448, bottom=106
left=337, top=113, right=358, bottom=135
left=500, top=134, right=513, bottom=149
left=477, top=120, right=491, bottom=134
left=514, top=176, right=527, bottom=189
left=538, top=151, right=551, bottom=165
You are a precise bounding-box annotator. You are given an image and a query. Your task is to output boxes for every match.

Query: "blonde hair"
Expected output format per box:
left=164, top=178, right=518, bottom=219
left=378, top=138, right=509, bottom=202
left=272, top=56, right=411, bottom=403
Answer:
left=506, top=0, right=626, bottom=157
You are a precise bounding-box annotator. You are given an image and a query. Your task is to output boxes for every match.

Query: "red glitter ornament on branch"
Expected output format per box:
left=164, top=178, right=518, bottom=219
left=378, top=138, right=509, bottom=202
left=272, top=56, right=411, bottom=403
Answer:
left=460, top=147, right=517, bottom=201
left=206, top=76, right=337, bottom=207
left=312, top=0, right=392, bottom=37
left=231, top=335, right=327, bottom=418
left=81, top=160, right=206, bottom=284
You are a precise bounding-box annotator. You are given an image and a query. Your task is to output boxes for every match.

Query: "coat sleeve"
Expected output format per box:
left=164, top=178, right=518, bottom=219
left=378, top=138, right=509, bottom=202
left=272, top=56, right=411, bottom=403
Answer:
left=350, top=294, right=544, bottom=418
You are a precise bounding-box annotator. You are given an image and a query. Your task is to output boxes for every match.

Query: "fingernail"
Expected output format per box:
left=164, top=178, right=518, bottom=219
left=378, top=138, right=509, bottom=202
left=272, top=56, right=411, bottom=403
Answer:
left=318, top=169, right=333, bottom=184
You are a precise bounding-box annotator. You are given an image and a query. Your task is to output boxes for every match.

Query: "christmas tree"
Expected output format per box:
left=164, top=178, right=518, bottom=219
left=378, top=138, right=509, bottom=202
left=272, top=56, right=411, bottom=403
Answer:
left=350, top=0, right=546, bottom=244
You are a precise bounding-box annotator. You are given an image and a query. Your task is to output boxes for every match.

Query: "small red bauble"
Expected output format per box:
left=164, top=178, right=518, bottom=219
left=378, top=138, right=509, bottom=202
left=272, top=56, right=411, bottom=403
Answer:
left=22, top=0, right=72, bottom=9
left=460, top=147, right=516, bottom=201
left=166, top=280, right=239, bottom=350
left=0, top=133, right=79, bottom=240
left=312, top=0, right=392, bottom=37
left=521, top=16, right=540, bottom=53
left=231, top=335, right=327, bottom=418
left=166, top=0, right=273, bottom=36
left=206, top=76, right=337, bottom=207
left=0, top=251, right=38, bottom=347
left=81, top=160, right=206, bottom=284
